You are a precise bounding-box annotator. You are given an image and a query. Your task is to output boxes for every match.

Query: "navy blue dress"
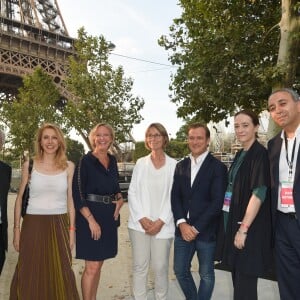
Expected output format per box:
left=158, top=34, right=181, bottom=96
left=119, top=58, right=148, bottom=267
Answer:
left=72, top=152, right=121, bottom=261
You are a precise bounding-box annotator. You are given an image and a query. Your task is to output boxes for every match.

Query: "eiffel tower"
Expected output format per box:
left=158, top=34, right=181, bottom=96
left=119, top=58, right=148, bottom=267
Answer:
left=0, top=0, right=75, bottom=100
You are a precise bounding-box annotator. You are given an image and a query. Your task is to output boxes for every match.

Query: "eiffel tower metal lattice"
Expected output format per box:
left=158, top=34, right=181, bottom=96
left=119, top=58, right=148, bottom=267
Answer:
left=0, top=0, right=75, bottom=100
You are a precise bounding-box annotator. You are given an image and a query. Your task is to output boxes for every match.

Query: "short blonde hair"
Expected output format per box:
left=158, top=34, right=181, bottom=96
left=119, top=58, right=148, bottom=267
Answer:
left=144, top=123, right=169, bottom=150
left=88, top=123, right=115, bottom=150
left=34, top=123, right=68, bottom=169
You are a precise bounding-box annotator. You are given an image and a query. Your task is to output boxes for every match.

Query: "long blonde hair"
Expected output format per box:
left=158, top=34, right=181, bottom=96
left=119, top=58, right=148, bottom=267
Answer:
left=34, top=123, right=68, bottom=169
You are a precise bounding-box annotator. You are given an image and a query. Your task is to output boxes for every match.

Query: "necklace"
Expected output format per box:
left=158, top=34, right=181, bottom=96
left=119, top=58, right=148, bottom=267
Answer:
left=150, top=154, right=165, bottom=169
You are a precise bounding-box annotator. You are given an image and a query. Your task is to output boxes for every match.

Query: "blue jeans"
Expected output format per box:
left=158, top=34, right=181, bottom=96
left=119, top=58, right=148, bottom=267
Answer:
left=174, top=235, right=216, bottom=300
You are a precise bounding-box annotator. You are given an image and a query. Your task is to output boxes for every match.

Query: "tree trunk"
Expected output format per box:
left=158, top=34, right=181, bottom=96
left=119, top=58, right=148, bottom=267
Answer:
left=267, top=0, right=300, bottom=139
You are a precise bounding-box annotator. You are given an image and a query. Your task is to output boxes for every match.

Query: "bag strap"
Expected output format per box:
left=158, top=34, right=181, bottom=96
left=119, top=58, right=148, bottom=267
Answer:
left=77, top=156, right=84, bottom=202
left=27, top=158, right=33, bottom=183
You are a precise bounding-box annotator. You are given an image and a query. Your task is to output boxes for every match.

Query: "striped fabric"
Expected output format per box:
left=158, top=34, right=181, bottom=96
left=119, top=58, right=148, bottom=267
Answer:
left=10, top=214, right=79, bottom=300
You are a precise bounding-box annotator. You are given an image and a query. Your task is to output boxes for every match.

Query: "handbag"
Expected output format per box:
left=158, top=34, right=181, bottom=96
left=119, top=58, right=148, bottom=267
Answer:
left=21, top=159, right=33, bottom=217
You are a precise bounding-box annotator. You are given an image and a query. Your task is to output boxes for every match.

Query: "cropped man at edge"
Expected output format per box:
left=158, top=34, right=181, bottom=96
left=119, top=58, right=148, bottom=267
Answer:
left=268, top=88, right=300, bottom=300
left=0, top=130, right=11, bottom=275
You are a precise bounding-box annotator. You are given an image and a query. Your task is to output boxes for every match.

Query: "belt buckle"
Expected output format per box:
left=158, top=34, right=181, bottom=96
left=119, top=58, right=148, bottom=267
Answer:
left=103, top=196, right=111, bottom=204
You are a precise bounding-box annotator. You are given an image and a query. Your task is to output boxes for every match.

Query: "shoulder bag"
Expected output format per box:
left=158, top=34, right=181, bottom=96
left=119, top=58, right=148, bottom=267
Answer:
left=77, top=156, right=84, bottom=203
left=21, top=159, right=33, bottom=217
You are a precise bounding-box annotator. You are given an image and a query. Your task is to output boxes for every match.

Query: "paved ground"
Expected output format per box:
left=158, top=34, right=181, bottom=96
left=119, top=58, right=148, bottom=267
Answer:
left=123, top=271, right=280, bottom=300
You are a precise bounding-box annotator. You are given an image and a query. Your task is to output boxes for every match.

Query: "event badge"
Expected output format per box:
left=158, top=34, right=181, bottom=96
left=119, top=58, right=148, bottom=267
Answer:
left=222, top=191, right=232, bottom=212
left=280, top=181, right=294, bottom=208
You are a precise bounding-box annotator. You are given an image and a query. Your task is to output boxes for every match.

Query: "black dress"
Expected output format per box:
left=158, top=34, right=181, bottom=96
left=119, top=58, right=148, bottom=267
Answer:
left=217, top=141, right=272, bottom=277
left=72, top=152, right=121, bottom=261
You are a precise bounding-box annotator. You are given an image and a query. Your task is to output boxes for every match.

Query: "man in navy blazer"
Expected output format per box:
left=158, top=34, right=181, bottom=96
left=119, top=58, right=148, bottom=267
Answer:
left=171, top=123, right=227, bottom=300
left=0, top=130, right=11, bottom=275
left=268, top=88, right=300, bottom=300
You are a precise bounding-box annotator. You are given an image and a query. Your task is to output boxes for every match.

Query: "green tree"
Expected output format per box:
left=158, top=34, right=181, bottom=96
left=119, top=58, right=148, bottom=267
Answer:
left=159, top=0, right=299, bottom=124
left=0, top=67, right=63, bottom=157
left=166, top=140, right=189, bottom=159
left=64, top=28, right=145, bottom=151
left=66, top=137, right=85, bottom=164
left=133, top=141, right=149, bottom=161
left=133, top=140, right=188, bottom=161
left=267, top=0, right=300, bottom=137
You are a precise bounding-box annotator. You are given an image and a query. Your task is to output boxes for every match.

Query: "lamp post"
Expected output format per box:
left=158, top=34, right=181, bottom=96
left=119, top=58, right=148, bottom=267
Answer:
left=213, top=125, right=222, bottom=153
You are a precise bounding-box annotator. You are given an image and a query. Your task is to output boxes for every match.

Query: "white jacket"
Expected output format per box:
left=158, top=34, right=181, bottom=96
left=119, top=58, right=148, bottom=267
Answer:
left=128, top=153, right=177, bottom=239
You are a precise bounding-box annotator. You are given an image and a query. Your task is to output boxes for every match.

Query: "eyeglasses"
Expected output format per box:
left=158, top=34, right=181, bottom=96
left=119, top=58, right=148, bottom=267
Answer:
left=146, top=134, right=162, bottom=139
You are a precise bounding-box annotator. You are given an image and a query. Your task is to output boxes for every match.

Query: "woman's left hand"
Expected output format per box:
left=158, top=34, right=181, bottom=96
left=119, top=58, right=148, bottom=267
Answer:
left=69, top=230, right=75, bottom=250
left=113, top=197, right=124, bottom=220
left=234, top=230, right=247, bottom=249
left=146, top=219, right=164, bottom=236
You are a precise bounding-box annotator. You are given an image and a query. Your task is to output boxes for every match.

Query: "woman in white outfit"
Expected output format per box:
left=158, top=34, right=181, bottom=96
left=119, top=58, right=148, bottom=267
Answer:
left=128, top=123, right=177, bottom=300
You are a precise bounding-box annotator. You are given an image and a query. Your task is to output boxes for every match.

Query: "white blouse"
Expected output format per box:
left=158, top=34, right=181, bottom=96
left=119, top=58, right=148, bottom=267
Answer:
left=128, top=154, right=177, bottom=239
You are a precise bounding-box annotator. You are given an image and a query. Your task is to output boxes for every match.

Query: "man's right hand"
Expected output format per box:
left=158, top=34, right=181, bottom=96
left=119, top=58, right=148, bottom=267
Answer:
left=179, top=222, right=198, bottom=242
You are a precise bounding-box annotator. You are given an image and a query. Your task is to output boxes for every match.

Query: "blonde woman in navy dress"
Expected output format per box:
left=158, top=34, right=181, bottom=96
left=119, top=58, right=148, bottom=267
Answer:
left=72, top=123, right=124, bottom=300
left=10, top=123, right=79, bottom=300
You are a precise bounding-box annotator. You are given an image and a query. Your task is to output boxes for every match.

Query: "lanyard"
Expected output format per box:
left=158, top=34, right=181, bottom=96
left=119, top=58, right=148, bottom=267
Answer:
left=284, top=132, right=296, bottom=179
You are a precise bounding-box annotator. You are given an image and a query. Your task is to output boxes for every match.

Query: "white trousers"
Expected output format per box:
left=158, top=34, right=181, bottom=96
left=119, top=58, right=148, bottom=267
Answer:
left=128, top=229, right=173, bottom=300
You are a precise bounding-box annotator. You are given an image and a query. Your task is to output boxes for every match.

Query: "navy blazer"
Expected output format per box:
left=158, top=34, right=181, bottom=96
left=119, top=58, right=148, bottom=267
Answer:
left=268, top=133, right=300, bottom=227
left=171, top=153, right=228, bottom=242
left=0, top=160, right=12, bottom=251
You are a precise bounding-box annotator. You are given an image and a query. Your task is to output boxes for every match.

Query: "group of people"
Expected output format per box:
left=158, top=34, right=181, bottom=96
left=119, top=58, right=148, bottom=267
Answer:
left=1, top=122, right=123, bottom=300
left=127, top=87, right=300, bottom=300
left=0, top=87, right=298, bottom=300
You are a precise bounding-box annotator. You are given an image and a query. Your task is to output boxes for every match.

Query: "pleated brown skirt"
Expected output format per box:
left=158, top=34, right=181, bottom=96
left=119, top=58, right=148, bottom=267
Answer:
left=10, top=214, right=80, bottom=300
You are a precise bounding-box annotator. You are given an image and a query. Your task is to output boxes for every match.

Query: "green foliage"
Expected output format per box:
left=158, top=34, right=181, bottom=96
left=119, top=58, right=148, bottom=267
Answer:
left=64, top=28, right=145, bottom=149
left=133, top=140, right=188, bottom=161
left=0, top=67, right=63, bottom=156
left=133, top=141, right=149, bottom=161
left=66, top=137, right=85, bottom=164
left=166, top=140, right=189, bottom=159
left=159, top=0, right=285, bottom=123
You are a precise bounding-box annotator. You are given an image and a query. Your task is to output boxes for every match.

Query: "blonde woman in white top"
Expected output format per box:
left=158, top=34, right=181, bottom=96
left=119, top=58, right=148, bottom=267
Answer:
left=10, top=123, right=79, bottom=300
left=128, top=123, right=177, bottom=300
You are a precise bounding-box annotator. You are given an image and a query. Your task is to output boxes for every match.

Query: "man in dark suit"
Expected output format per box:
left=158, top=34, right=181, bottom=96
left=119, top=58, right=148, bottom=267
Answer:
left=171, top=123, right=227, bottom=300
left=0, top=130, right=12, bottom=275
left=268, top=88, right=300, bottom=300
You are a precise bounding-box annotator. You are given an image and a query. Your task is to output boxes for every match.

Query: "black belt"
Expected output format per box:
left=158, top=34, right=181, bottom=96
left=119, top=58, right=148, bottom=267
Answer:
left=277, top=210, right=298, bottom=219
left=87, top=194, right=115, bottom=204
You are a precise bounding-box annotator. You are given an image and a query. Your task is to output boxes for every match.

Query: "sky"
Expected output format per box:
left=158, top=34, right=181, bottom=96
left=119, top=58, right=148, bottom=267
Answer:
left=58, top=0, right=183, bottom=142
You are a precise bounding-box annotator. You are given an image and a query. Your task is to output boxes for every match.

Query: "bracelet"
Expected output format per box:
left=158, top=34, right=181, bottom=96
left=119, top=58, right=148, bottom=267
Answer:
left=116, top=195, right=122, bottom=201
left=240, top=223, right=249, bottom=229
left=86, top=214, right=92, bottom=219
left=69, top=227, right=76, bottom=231
left=14, top=225, right=20, bottom=229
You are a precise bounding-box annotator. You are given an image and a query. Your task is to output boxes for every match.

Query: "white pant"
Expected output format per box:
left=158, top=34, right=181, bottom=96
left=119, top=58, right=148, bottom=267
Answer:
left=128, top=229, right=173, bottom=300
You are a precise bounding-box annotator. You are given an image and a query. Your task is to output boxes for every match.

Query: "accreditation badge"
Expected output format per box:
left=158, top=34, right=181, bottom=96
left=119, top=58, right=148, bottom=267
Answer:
left=222, top=191, right=232, bottom=212
left=280, top=181, right=294, bottom=208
